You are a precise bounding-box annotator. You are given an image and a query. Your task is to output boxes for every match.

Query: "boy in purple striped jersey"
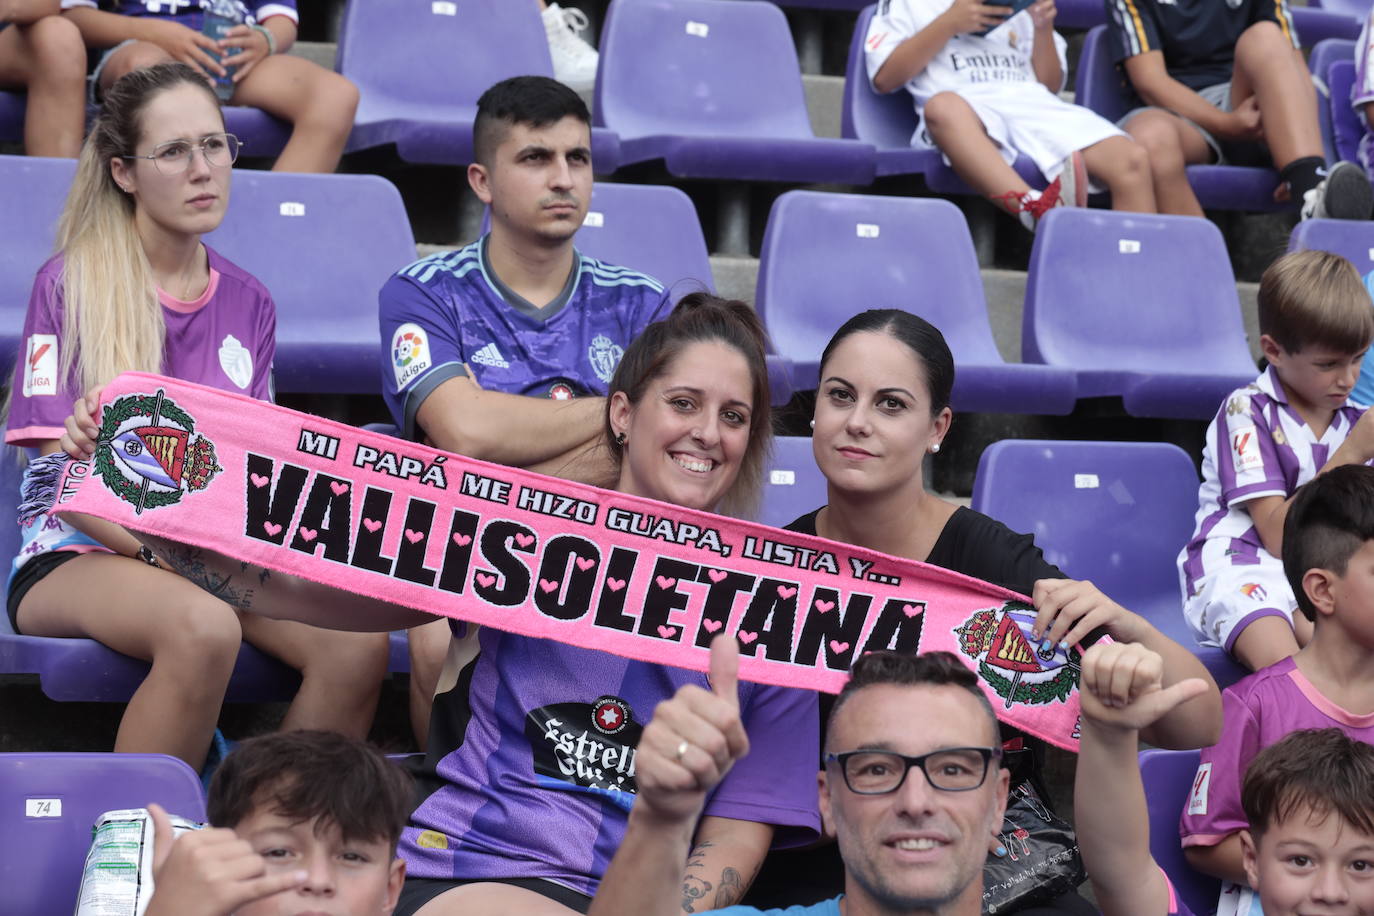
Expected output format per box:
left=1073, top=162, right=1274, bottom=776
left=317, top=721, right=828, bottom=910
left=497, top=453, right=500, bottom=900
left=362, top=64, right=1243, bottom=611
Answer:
left=1178, top=250, right=1374, bottom=673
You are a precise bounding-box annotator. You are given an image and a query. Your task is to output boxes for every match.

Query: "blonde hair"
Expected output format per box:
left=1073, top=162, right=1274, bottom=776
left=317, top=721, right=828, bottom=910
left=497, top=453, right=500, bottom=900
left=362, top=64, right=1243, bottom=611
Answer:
left=57, top=63, right=223, bottom=395
left=1258, top=249, right=1374, bottom=356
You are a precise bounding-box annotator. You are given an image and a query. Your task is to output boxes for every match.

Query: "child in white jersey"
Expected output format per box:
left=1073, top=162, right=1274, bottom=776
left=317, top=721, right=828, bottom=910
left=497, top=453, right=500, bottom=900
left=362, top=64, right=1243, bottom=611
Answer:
left=1178, top=250, right=1374, bottom=673
left=864, top=0, right=1158, bottom=229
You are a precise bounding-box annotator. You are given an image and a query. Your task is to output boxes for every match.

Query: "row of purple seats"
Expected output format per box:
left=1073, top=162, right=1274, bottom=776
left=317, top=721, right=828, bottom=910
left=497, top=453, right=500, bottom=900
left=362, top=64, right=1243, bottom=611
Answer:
left=756, top=190, right=1256, bottom=420
left=0, top=154, right=416, bottom=395
left=972, top=439, right=1248, bottom=689
left=1141, top=749, right=1221, bottom=916
left=1312, top=39, right=1357, bottom=164
left=1, top=752, right=207, bottom=916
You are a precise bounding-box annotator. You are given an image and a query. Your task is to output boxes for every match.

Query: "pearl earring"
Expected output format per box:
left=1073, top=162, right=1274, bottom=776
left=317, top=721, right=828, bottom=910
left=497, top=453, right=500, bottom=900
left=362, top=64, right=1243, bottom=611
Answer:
left=930, top=443, right=941, bottom=454
left=809, top=420, right=815, bottom=429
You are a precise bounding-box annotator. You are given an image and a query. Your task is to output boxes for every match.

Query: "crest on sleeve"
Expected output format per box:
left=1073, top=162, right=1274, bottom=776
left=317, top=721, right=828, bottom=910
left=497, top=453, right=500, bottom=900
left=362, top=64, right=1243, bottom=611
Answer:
left=1231, top=422, right=1263, bottom=474
left=94, top=389, right=221, bottom=513
left=392, top=323, right=432, bottom=390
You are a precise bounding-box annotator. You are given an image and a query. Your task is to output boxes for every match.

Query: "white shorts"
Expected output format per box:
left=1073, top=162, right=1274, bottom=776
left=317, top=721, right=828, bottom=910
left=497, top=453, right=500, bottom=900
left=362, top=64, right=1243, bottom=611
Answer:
left=1183, top=560, right=1298, bottom=653
left=914, top=83, right=1125, bottom=191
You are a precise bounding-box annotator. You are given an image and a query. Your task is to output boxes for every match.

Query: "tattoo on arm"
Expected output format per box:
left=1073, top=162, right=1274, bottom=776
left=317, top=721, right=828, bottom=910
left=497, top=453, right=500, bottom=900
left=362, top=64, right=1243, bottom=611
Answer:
left=681, top=840, right=714, bottom=914
left=158, top=544, right=258, bottom=610
left=712, top=868, right=744, bottom=908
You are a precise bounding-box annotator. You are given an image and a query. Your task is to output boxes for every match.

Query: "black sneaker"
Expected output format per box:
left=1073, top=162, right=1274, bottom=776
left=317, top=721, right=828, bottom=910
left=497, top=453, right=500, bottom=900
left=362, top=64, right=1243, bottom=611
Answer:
left=1300, top=161, right=1374, bottom=220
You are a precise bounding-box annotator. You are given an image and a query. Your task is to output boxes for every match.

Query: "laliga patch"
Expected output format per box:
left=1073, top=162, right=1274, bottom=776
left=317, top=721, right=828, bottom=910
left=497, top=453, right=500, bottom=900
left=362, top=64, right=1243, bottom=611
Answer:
left=23, top=334, right=57, bottom=397
left=392, top=323, right=431, bottom=391
left=1187, top=762, right=1212, bottom=815
left=1231, top=423, right=1262, bottom=475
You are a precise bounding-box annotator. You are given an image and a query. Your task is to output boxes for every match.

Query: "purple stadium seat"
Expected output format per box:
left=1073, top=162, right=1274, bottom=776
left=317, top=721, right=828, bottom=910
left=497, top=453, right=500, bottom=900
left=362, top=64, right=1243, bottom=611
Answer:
left=1291, top=5, right=1363, bottom=44
left=563, top=183, right=716, bottom=302
left=1075, top=26, right=1286, bottom=212
left=1023, top=208, right=1257, bottom=420
left=1290, top=217, right=1374, bottom=274
left=203, top=170, right=415, bottom=395
left=842, top=4, right=1046, bottom=187
left=756, top=190, right=1078, bottom=414
left=595, top=0, right=875, bottom=184
left=1311, top=39, right=1357, bottom=163
left=1311, top=0, right=1374, bottom=18
left=754, top=436, right=829, bottom=528
left=1330, top=59, right=1364, bottom=162
left=1140, top=749, right=1224, bottom=916
left=971, top=439, right=1248, bottom=689
left=0, top=752, right=207, bottom=916
left=337, top=0, right=620, bottom=171
left=0, top=155, right=75, bottom=377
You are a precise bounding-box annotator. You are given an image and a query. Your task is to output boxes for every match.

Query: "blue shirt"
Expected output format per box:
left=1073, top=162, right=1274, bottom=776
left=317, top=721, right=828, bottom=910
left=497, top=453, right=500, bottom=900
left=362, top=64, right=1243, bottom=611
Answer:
left=378, top=235, right=667, bottom=438
left=711, top=898, right=843, bottom=916
left=59, top=0, right=300, bottom=31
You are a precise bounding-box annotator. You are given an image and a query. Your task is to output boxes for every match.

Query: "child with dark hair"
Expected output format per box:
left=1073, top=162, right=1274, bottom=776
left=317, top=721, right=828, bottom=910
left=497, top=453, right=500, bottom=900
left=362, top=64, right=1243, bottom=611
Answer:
left=1179, top=250, right=1374, bottom=673
left=145, top=730, right=411, bottom=916
left=1077, top=644, right=1374, bottom=916
left=1181, top=463, right=1374, bottom=916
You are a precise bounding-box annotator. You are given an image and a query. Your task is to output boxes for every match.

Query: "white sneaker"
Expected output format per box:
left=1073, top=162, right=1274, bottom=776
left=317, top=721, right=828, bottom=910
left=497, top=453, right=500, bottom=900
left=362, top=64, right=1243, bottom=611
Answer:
left=543, top=2, right=599, bottom=94
left=1300, top=160, right=1374, bottom=221
left=1057, top=150, right=1088, bottom=208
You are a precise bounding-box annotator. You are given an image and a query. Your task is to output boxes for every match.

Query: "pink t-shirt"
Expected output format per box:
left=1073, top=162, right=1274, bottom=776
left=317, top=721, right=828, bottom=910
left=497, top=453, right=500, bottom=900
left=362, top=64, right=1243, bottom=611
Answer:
left=1180, top=656, right=1374, bottom=849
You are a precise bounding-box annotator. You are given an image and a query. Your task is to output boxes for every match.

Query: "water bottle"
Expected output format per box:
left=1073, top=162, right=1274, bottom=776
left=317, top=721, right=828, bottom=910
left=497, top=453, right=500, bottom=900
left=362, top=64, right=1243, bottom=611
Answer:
left=200, top=0, right=246, bottom=102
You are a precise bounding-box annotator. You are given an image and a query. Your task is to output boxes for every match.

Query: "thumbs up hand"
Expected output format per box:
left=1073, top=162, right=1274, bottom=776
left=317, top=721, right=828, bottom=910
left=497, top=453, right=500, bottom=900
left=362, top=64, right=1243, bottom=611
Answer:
left=636, top=635, right=752, bottom=824
left=143, top=803, right=306, bottom=916
left=1079, top=642, right=1210, bottom=733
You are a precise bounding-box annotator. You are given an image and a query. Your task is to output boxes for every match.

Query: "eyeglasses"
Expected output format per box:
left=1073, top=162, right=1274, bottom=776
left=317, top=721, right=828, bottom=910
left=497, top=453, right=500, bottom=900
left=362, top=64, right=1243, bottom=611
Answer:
left=825, top=747, right=1001, bottom=795
left=122, top=133, right=241, bottom=175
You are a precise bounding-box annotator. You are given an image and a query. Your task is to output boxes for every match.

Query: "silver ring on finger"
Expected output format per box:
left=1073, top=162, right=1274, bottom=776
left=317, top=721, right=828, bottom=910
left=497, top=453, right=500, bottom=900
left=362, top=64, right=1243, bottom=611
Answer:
left=676, top=739, right=690, bottom=761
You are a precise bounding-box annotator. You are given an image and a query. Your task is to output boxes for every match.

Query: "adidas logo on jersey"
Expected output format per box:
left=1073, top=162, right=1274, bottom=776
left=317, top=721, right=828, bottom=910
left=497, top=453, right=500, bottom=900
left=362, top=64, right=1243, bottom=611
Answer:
left=471, top=342, right=511, bottom=369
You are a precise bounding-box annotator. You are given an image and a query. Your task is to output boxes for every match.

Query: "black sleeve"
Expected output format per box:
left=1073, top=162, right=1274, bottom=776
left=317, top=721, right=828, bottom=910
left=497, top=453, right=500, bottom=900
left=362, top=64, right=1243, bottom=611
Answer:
left=926, top=508, right=1064, bottom=597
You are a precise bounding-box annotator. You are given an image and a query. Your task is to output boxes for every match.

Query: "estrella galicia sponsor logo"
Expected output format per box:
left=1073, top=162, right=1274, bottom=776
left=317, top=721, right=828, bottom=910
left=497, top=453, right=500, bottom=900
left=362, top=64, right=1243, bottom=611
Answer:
left=526, top=698, right=640, bottom=810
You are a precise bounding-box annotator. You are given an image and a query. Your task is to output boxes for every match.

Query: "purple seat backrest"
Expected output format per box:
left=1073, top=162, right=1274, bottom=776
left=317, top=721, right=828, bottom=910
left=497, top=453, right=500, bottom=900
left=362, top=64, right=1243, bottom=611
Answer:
left=1075, top=26, right=1134, bottom=124
left=1140, top=748, right=1223, bottom=916
left=595, top=0, right=815, bottom=140
left=971, top=440, right=1198, bottom=626
left=1312, top=0, right=1373, bottom=17
left=757, top=190, right=1007, bottom=368
left=571, top=184, right=715, bottom=301
left=1023, top=208, right=1254, bottom=375
left=755, top=436, right=828, bottom=529
left=202, top=170, right=415, bottom=392
left=0, top=156, right=78, bottom=372
left=1331, top=59, right=1364, bottom=162
left=0, top=753, right=207, bottom=916
left=1290, top=217, right=1374, bottom=275
left=841, top=4, right=920, bottom=148
left=336, top=0, right=553, bottom=117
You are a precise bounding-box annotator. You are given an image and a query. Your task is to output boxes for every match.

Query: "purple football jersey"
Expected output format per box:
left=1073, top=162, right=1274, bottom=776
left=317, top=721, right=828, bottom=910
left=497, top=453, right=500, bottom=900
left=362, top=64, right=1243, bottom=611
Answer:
left=58, top=0, right=299, bottom=31
left=1180, top=656, right=1374, bottom=849
left=378, top=235, right=668, bottom=438
left=7, top=247, right=275, bottom=585
left=401, top=629, right=821, bottom=897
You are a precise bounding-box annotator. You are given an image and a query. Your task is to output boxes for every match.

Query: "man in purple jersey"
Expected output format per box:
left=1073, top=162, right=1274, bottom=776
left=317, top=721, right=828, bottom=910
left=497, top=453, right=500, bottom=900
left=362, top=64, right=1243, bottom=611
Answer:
left=376, top=76, right=667, bottom=741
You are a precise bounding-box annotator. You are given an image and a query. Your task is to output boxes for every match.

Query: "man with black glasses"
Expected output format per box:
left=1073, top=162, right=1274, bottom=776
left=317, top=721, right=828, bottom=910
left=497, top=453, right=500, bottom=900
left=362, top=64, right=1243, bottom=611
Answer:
left=589, top=639, right=1009, bottom=916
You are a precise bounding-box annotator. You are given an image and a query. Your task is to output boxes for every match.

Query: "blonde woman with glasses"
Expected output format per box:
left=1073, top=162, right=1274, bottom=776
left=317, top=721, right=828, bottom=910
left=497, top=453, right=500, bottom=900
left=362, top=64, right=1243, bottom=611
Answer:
left=4, top=62, right=389, bottom=773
